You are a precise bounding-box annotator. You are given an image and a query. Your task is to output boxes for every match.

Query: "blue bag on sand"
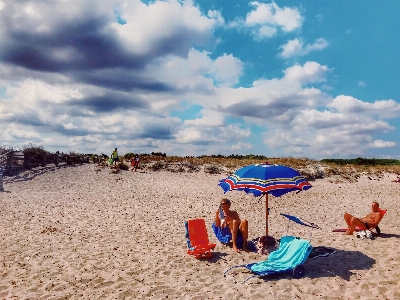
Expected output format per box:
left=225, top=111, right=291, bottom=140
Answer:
left=212, top=222, right=243, bottom=245
left=212, top=223, right=257, bottom=252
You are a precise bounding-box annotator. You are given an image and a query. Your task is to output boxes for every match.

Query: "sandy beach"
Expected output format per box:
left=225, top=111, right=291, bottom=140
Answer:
left=1, top=163, right=400, bottom=299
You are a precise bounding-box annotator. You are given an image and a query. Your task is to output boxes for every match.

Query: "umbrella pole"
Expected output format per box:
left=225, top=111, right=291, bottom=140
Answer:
left=265, top=193, right=269, bottom=237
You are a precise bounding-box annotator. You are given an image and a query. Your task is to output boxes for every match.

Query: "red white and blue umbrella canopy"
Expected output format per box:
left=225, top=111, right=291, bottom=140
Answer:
left=218, top=162, right=312, bottom=237
left=219, top=162, right=312, bottom=197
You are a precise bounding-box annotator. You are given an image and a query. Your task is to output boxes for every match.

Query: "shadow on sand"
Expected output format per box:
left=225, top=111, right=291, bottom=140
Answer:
left=379, top=233, right=400, bottom=239
left=2, top=163, right=78, bottom=184
left=304, top=248, right=375, bottom=281
left=190, top=252, right=229, bottom=263
left=225, top=248, right=375, bottom=284
left=207, top=252, right=230, bottom=263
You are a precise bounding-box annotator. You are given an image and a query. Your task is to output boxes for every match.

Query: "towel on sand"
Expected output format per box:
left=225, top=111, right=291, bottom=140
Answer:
left=249, top=236, right=312, bottom=274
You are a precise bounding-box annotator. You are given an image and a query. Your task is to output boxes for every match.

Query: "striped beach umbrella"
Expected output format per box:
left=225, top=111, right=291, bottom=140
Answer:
left=218, top=162, right=312, bottom=237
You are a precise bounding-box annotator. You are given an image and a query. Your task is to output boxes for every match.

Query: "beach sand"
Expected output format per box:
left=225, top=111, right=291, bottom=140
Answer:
left=1, top=163, right=400, bottom=299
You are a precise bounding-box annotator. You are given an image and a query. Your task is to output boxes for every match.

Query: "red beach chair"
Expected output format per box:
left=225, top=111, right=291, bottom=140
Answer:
left=362, top=208, right=387, bottom=235
left=185, top=219, right=216, bottom=258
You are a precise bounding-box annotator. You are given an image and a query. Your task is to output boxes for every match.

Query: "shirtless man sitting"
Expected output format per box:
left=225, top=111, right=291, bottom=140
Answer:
left=214, top=198, right=249, bottom=252
left=343, top=201, right=383, bottom=235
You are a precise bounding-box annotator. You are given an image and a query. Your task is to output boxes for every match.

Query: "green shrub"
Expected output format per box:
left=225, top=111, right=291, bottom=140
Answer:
left=151, top=161, right=165, bottom=171
left=204, top=164, right=221, bottom=174
left=119, top=162, right=129, bottom=171
left=22, top=143, right=47, bottom=155
left=124, top=152, right=136, bottom=160
left=321, top=157, right=400, bottom=166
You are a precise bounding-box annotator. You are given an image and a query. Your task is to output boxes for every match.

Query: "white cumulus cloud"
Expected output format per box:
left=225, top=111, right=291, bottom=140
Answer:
left=279, top=38, right=328, bottom=58
left=231, top=142, right=252, bottom=151
left=283, top=61, right=330, bottom=84
left=358, top=80, right=367, bottom=87
left=329, top=95, right=400, bottom=118
left=244, top=1, right=303, bottom=40
left=368, top=140, right=396, bottom=148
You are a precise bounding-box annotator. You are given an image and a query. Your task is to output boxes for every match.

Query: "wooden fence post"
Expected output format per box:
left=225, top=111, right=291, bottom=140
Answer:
left=8, top=151, right=14, bottom=176
left=0, top=174, right=4, bottom=191
left=55, top=153, right=59, bottom=167
left=24, top=153, right=31, bottom=170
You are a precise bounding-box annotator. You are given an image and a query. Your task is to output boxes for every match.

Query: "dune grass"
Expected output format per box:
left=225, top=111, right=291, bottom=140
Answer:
left=3, top=144, right=399, bottom=179
left=133, top=155, right=400, bottom=180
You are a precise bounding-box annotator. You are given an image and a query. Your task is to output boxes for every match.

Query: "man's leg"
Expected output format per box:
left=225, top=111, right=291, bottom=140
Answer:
left=347, top=216, right=366, bottom=235
left=230, top=220, right=240, bottom=252
left=239, top=219, right=249, bottom=252
left=343, top=214, right=366, bottom=235
left=343, top=213, right=353, bottom=234
left=343, top=213, right=355, bottom=235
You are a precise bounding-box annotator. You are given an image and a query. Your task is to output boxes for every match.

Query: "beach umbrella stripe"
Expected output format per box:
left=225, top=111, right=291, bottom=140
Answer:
left=221, top=179, right=311, bottom=192
left=226, top=174, right=309, bottom=185
left=222, top=174, right=311, bottom=189
left=232, top=182, right=311, bottom=188
left=229, top=172, right=307, bottom=181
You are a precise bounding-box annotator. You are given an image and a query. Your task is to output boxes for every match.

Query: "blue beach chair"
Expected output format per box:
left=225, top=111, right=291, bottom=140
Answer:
left=223, top=213, right=320, bottom=283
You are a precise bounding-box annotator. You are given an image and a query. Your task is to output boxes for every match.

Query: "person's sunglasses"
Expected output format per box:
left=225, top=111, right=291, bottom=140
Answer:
left=220, top=202, right=229, bottom=205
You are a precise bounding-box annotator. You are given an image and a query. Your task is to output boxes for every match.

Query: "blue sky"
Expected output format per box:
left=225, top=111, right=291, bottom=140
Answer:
left=0, top=0, right=399, bottom=159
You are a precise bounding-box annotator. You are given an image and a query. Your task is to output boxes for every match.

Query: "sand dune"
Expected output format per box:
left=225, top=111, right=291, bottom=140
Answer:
left=1, top=163, right=400, bottom=299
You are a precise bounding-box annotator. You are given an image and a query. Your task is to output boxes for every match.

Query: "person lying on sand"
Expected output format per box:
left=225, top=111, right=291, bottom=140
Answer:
left=214, top=198, right=249, bottom=252
left=343, top=201, right=383, bottom=235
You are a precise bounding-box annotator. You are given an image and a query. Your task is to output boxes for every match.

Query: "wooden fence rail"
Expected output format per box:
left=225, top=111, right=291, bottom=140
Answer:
left=0, top=151, right=89, bottom=176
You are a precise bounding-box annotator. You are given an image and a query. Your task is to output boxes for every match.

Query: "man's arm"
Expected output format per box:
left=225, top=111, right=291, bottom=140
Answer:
left=215, top=209, right=221, bottom=227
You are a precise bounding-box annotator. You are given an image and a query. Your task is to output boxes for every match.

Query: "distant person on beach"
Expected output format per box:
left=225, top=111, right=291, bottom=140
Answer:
left=343, top=201, right=383, bottom=235
left=112, top=148, right=119, bottom=165
left=130, top=157, right=135, bottom=171
left=215, top=198, right=249, bottom=252
left=130, top=155, right=140, bottom=172
left=133, top=155, right=140, bottom=171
